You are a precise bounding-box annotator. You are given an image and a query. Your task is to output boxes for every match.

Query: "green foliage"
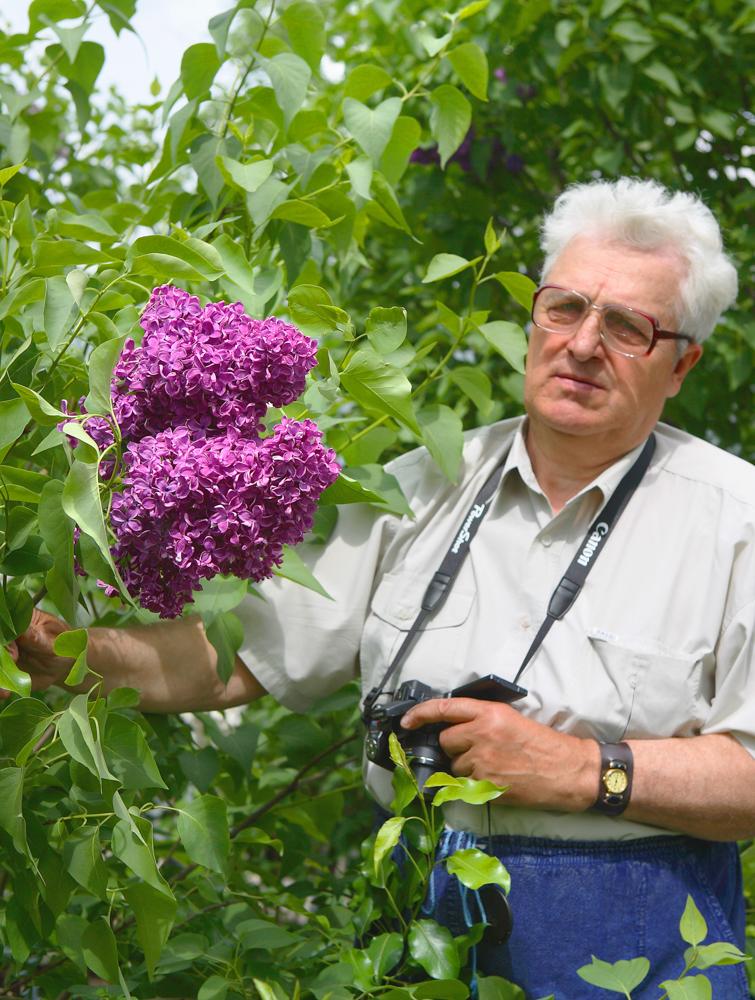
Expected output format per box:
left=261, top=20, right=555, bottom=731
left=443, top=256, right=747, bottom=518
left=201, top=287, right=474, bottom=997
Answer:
left=0, top=0, right=752, bottom=994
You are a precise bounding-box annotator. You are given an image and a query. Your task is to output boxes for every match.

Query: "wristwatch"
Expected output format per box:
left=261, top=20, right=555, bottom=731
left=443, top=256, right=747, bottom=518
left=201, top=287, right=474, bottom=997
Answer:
left=591, top=741, right=633, bottom=816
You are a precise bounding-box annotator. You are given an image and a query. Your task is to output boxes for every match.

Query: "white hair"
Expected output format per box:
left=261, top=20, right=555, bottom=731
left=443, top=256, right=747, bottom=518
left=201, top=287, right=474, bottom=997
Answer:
left=540, top=177, right=738, bottom=343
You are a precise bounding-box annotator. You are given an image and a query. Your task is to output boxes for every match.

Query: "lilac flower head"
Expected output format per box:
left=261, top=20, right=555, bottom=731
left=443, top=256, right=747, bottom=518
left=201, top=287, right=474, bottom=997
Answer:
left=112, top=286, right=318, bottom=442
left=110, top=420, right=339, bottom=617
left=63, top=286, right=338, bottom=618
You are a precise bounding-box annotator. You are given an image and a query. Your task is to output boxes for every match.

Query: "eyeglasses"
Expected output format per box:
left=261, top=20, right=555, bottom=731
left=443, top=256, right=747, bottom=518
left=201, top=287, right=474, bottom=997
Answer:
left=531, top=285, right=694, bottom=358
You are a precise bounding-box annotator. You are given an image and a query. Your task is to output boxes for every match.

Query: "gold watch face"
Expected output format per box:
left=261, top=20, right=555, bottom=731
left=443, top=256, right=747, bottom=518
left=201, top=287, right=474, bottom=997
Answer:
left=603, top=767, right=628, bottom=795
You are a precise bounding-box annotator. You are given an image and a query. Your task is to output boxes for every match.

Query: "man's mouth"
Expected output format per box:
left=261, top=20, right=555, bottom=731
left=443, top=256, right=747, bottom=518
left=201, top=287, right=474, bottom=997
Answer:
left=552, top=371, right=604, bottom=390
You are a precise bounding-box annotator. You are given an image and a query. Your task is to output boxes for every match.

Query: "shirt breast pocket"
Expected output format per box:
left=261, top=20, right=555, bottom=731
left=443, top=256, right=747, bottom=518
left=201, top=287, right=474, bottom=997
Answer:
left=587, top=629, right=711, bottom=741
left=361, top=571, right=476, bottom=688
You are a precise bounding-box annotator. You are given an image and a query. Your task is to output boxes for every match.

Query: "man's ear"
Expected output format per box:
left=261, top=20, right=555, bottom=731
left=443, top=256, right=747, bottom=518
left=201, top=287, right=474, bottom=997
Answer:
left=667, top=342, right=703, bottom=399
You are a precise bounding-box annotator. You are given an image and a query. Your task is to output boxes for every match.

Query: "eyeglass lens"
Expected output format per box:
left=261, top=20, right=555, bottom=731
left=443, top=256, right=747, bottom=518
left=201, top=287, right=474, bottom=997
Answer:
left=534, top=288, right=654, bottom=353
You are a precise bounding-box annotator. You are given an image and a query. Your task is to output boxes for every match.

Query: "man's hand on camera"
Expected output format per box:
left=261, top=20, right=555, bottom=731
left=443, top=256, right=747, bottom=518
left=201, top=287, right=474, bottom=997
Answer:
left=12, top=608, right=75, bottom=691
left=400, top=697, right=600, bottom=813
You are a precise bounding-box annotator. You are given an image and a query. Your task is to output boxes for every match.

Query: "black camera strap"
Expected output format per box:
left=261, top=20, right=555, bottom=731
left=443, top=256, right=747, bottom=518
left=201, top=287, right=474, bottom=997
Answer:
left=362, top=433, right=656, bottom=717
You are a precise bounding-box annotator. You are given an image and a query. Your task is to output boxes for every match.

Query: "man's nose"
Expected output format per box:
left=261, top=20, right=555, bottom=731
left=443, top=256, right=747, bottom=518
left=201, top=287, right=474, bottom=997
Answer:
left=566, top=307, right=604, bottom=359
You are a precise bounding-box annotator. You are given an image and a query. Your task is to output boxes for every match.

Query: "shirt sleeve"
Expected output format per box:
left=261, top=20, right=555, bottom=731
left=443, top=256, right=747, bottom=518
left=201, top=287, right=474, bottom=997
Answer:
left=702, top=598, right=755, bottom=757
left=235, top=501, right=396, bottom=713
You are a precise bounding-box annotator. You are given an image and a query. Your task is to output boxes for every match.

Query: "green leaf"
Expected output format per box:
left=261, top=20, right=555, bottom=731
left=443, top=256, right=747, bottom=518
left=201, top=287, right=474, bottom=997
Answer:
left=414, top=981, right=470, bottom=999
left=0, top=162, right=25, bottom=187
left=408, top=919, right=461, bottom=979
left=369, top=171, right=414, bottom=235
left=328, top=464, right=414, bottom=517
left=104, top=714, right=167, bottom=789
left=282, top=1, right=325, bottom=72
left=689, top=941, right=749, bottom=969
left=446, top=42, right=489, bottom=101
left=111, top=812, right=172, bottom=894
left=39, top=480, right=78, bottom=624
left=643, top=61, right=682, bottom=96
left=52, top=626, right=89, bottom=685
left=373, top=815, right=407, bottom=874
left=341, top=349, right=420, bottom=434
left=0, top=767, right=27, bottom=855
left=455, top=0, right=491, bottom=21
left=130, top=234, right=224, bottom=281
left=81, top=916, right=120, bottom=983
left=423, top=253, right=480, bottom=283
left=429, top=85, right=472, bottom=168
left=181, top=42, right=221, bottom=99
left=62, top=825, right=109, bottom=900
left=366, top=305, right=407, bottom=353
left=193, top=576, right=248, bottom=615
left=680, top=895, right=708, bottom=946
left=492, top=271, right=537, bottom=311
left=446, top=848, right=511, bottom=892
left=43, top=274, right=77, bottom=350
left=237, top=917, right=302, bottom=950
left=388, top=731, right=413, bottom=776
left=61, top=460, right=125, bottom=594
left=274, top=545, right=333, bottom=600
left=343, top=97, right=402, bottom=165
left=426, top=774, right=506, bottom=806
left=381, top=115, right=422, bottom=186
left=53, top=628, right=87, bottom=659
left=577, top=955, right=650, bottom=995
left=217, top=155, right=273, bottom=193
left=288, top=283, right=353, bottom=337
left=177, top=794, right=230, bottom=874
left=123, top=882, right=177, bottom=980
left=0, top=276, right=44, bottom=321
left=0, top=647, right=32, bottom=697
left=271, top=199, right=333, bottom=228
left=419, top=404, right=463, bottom=483
left=449, top=366, right=492, bottom=413
left=477, top=976, right=526, bottom=999
left=345, top=155, right=374, bottom=199
left=11, top=383, right=67, bottom=426
left=319, top=471, right=387, bottom=506
left=660, top=976, right=713, bottom=1000
left=344, top=64, right=393, bottom=101
left=33, top=238, right=115, bottom=270
left=477, top=321, right=528, bottom=373
left=0, top=398, right=30, bottom=451
left=367, top=932, right=404, bottom=980
left=198, top=976, right=229, bottom=1000
left=204, top=610, right=244, bottom=685
left=57, top=693, right=116, bottom=783
left=264, top=52, right=312, bottom=127
left=84, top=336, right=124, bottom=415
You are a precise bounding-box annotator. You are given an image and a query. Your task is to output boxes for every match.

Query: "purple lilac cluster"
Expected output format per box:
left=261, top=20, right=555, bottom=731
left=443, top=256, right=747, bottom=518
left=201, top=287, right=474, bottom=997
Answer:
left=69, top=285, right=339, bottom=617
left=112, top=285, right=318, bottom=440
left=109, top=419, right=340, bottom=617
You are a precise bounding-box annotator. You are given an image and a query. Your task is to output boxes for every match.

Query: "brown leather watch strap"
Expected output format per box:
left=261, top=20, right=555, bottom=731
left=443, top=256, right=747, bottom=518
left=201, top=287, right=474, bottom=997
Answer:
left=590, top=741, right=633, bottom=817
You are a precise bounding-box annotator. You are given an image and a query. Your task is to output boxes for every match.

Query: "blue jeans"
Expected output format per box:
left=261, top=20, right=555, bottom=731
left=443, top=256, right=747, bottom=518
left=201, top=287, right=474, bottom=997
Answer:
left=428, top=831, right=749, bottom=999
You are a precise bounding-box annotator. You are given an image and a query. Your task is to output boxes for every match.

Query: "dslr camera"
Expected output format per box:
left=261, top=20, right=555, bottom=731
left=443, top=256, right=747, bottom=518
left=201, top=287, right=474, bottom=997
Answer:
left=363, top=674, right=527, bottom=795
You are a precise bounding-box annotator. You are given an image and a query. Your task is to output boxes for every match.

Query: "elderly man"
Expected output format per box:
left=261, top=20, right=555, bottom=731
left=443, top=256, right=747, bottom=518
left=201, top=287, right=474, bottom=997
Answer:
left=16, top=178, right=755, bottom=997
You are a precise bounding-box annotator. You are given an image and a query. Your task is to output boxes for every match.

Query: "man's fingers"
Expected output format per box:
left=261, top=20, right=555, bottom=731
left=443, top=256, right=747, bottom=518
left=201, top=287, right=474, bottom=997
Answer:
left=401, top=696, right=493, bottom=729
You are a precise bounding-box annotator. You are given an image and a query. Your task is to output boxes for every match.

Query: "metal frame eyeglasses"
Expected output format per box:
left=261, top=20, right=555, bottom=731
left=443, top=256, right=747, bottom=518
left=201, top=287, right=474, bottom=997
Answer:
left=531, top=284, right=694, bottom=358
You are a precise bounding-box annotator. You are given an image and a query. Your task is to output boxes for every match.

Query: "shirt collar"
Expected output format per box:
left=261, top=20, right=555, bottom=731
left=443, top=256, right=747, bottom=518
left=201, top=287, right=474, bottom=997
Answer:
left=501, top=419, right=651, bottom=509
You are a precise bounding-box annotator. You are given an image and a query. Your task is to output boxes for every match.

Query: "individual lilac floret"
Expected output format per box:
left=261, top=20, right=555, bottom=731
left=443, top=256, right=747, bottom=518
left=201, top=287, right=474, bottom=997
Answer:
left=109, top=418, right=340, bottom=618
left=112, top=286, right=318, bottom=442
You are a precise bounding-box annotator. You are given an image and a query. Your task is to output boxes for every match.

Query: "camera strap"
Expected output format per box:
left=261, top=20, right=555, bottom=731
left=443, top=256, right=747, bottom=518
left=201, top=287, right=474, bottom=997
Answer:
left=363, top=433, right=656, bottom=716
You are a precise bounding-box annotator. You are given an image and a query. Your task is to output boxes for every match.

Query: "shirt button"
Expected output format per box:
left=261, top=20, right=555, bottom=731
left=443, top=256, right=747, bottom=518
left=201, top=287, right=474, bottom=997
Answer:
left=519, top=615, right=531, bottom=630
left=541, top=535, right=552, bottom=547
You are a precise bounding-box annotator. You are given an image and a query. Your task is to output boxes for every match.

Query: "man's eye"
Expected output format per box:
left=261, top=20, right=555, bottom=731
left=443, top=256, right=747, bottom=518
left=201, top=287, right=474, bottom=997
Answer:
left=548, top=299, right=583, bottom=322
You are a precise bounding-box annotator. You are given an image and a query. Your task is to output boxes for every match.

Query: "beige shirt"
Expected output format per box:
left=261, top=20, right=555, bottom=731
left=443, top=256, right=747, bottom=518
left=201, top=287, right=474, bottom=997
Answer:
left=237, top=417, right=755, bottom=840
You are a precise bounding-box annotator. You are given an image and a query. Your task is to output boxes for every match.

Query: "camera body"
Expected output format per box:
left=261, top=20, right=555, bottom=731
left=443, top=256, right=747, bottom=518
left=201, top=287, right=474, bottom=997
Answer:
left=364, top=674, right=527, bottom=795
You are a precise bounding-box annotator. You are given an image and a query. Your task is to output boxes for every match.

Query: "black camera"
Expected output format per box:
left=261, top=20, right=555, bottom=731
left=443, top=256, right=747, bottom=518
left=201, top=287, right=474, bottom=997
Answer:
left=363, top=674, right=527, bottom=796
